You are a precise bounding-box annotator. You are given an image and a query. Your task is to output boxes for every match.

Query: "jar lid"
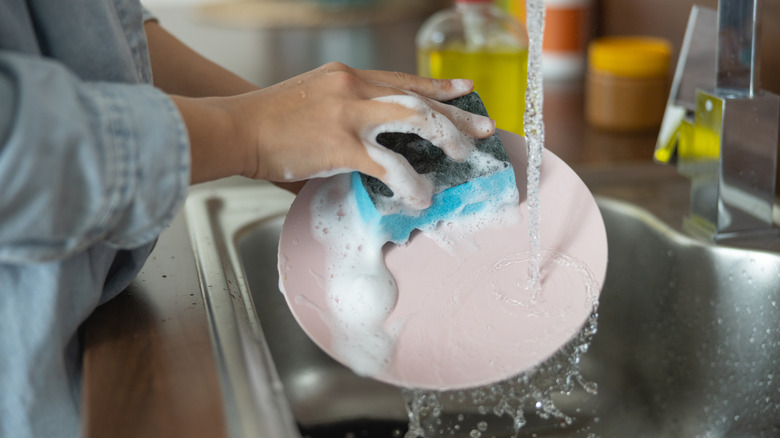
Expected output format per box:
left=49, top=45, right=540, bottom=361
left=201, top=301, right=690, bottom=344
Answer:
left=588, top=37, right=672, bottom=78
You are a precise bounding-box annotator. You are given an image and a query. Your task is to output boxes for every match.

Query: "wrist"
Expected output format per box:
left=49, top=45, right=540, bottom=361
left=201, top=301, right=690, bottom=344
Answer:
left=173, top=95, right=249, bottom=184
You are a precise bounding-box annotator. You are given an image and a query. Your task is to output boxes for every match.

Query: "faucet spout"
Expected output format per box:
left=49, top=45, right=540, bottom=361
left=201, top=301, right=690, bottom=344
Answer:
left=716, top=0, right=761, bottom=97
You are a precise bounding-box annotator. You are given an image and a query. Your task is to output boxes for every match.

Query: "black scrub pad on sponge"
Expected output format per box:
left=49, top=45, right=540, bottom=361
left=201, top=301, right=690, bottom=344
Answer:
left=351, top=92, right=518, bottom=244
left=358, top=92, right=511, bottom=201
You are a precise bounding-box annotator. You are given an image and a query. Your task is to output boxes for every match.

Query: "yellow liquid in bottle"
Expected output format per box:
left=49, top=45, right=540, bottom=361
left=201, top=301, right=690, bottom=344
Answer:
left=418, top=47, right=529, bottom=135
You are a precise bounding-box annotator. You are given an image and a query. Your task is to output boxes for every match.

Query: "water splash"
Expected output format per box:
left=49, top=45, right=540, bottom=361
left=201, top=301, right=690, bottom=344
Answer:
left=403, top=311, right=600, bottom=438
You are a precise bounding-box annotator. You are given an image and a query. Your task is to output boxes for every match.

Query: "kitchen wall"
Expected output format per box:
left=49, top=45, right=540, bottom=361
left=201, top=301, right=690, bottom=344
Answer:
left=597, top=0, right=780, bottom=94
left=150, top=0, right=778, bottom=92
left=146, top=0, right=447, bottom=86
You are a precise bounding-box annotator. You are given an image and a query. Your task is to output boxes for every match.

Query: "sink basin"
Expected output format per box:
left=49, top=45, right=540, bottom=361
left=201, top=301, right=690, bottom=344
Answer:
left=185, top=178, right=780, bottom=437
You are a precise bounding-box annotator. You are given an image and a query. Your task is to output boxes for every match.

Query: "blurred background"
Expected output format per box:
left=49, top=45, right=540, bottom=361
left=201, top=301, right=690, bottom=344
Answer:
left=142, top=0, right=779, bottom=94
left=142, top=0, right=448, bottom=87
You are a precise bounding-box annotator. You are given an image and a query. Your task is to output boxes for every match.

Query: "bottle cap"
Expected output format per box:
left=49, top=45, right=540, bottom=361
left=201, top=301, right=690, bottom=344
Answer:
left=588, top=36, right=671, bottom=78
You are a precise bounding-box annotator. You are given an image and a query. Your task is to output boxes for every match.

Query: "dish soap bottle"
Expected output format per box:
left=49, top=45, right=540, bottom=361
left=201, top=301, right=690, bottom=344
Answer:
left=416, top=0, right=529, bottom=135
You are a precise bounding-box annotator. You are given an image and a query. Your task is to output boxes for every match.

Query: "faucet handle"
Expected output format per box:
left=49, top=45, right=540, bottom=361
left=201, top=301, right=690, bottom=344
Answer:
left=654, top=6, right=717, bottom=165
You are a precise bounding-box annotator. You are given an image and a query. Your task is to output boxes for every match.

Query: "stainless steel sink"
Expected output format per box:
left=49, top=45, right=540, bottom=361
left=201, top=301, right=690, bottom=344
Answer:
left=185, top=177, right=780, bottom=437
left=586, top=198, right=780, bottom=437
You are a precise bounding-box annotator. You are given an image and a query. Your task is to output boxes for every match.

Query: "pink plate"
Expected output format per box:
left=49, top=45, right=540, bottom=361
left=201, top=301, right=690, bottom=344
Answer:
left=277, top=130, right=607, bottom=390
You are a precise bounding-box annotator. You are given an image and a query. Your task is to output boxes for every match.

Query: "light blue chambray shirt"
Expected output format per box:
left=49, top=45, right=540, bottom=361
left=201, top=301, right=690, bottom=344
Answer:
left=0, top=1, right=191, bottom=436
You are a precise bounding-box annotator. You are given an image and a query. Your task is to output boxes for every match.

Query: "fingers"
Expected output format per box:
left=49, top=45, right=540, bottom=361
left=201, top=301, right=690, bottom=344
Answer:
left=353, top=94, right=495, bottom=211
left=368, top=72, right=474, bottom=101
left=367, top=95, right=495, bottom=161
left=356, top=137, right=435, bottom=211
left=370, top=95, right=470, bottom=161
left=319, top=63, right=495, bottom=143
left=324, top=62, right=475, bottom=102
left=426, top=98, right=497, bottom=140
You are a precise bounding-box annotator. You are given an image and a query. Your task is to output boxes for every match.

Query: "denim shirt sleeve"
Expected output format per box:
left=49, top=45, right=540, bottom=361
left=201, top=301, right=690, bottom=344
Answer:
left=143, top=7, right=157, bottom=23
left=0, top=51, right=190, bottom=263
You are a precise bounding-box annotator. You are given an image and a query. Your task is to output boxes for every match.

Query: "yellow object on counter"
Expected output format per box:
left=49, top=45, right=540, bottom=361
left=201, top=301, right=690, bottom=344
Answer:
left=589, top=37, right=672, bottom=78
left=416, top=0, right=529, bottom=135
left=418, top=47, right=529, bottom=135
left=586, top=36, right=672, bottom=132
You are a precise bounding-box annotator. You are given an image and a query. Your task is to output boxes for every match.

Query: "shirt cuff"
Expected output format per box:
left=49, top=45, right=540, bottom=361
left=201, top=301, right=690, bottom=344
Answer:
left=87, top=81, right=191, bottom=249
left=142, top=7, right=157, bottom=23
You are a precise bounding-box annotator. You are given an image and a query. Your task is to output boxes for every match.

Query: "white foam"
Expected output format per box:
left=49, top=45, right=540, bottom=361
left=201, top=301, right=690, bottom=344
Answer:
left=362, top=94, right=496, bottom=211
left=311, top=174, right=400, bottom=376
left=309, top=166, right=519, bottom=377
left=362, top=140, right=435, bottom=211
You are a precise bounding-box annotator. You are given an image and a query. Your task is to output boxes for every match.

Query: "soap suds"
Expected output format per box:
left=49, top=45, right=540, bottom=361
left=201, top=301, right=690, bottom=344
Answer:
left=310, top=174, right=400, bottom=375
left=310, top=167, right=519, bottom=377
left=362, top=94, right=496, bottom=211
left=370, top=148, right=513, bottom=217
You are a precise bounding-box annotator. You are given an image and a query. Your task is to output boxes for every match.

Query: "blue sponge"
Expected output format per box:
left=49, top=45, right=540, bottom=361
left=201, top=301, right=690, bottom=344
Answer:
left=352, top=167, right=516, bottom=243
left=352, top=93, right=518, bottom=244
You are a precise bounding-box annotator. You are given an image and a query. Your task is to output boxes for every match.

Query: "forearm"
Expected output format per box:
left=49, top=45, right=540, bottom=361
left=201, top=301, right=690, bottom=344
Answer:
left=144, top=20, right=258, bottom=97
left=170, top=95, right=250, bottom=184
left=144, top=20, right=261, bottom=184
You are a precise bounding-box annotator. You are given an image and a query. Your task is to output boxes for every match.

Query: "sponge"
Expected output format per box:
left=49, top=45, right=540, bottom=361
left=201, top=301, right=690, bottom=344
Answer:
left=352, top=92, right=518, bottom=244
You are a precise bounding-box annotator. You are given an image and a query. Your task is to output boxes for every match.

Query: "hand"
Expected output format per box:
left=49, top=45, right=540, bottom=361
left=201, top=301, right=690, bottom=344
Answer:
left=178, top=63, right=496, bottom=208
left=240, top=63, right=496, bottom=208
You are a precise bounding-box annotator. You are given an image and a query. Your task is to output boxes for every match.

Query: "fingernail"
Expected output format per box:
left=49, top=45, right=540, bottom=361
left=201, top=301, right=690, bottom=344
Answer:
left=450, top=79, right=473, bottom=93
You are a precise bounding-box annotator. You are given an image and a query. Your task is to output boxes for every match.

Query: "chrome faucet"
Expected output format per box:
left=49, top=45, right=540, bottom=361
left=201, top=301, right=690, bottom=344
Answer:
left=655, top=0, right=780, bottom=245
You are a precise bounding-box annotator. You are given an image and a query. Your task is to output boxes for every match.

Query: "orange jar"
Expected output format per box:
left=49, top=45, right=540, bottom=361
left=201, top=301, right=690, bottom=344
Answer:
left=585, top=37, right=672, bottom=132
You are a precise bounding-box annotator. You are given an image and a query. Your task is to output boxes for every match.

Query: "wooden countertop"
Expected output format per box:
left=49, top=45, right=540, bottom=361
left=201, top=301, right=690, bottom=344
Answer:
left=81, top=212, right=228, bottom=438
left=81, top=82, right=678, bottom=438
